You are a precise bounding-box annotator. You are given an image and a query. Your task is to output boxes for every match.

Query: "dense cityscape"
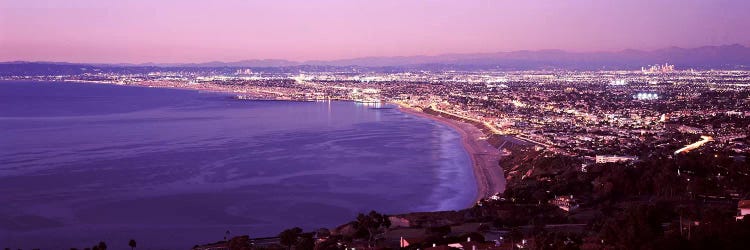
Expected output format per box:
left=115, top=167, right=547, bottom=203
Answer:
left=3, top=64, right=749, bottom=249
left=4, top=1, right=750, bottom=249
left=5, top=65, right=748, bottom=158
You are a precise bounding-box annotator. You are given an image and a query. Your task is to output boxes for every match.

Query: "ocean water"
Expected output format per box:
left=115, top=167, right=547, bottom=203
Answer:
left=0, top=81, right=476, bottom=249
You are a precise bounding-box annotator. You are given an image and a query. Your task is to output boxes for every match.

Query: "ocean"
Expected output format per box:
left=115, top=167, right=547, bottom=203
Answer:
left=0, top=80, right=476, bottom=249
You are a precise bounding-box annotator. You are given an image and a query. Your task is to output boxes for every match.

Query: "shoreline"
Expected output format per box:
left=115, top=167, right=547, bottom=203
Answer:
left=6, top=79, right=505, bottom=204
left=392, top=103, right=505, bottom=203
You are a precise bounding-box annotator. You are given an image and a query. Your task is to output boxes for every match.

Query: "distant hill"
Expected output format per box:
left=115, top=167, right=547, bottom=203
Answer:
left=2, top=44, right=750, bottom=74
left=0, top=62, right=161, bottom=76
left=306, top=44, right=750, bottom=69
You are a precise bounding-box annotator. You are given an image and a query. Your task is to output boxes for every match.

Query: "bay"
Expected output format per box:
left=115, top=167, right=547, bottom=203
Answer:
left=0, top=81, right=476, bottom=249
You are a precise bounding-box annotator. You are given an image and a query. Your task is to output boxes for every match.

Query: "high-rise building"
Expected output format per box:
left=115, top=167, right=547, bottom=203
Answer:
left=642, top=63, right=675, bottom=74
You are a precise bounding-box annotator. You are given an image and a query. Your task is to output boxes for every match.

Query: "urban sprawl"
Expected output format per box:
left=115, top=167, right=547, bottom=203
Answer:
left=4, top=65, right=750, bottom=249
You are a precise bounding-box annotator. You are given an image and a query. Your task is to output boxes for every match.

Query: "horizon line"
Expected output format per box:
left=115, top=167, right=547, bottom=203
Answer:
left=2, top=43, right=748, bottom=66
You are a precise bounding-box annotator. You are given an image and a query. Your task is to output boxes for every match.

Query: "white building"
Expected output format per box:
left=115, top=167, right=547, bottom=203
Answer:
left=595, top=155, right=638, bottom=164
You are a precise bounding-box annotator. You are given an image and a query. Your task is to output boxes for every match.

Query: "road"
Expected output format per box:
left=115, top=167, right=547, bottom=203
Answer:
left=674, top=135, right=713, bottom=155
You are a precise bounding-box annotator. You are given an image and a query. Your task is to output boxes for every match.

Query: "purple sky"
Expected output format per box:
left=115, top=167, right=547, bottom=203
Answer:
left=1, top=0, right=749, bottom=63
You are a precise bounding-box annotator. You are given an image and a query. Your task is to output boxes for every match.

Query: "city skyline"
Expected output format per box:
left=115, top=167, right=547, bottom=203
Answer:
left=2, top=0, right=750, bottom=63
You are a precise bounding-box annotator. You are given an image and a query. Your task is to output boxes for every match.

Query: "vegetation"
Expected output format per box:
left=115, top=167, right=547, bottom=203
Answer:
left=354, top=211, right=391, bottom=247
left=279, top=227, right=303, bottom=250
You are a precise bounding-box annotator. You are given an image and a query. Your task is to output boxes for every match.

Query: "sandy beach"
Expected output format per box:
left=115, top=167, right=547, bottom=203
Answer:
left=394, top=104, right=506, bottom=202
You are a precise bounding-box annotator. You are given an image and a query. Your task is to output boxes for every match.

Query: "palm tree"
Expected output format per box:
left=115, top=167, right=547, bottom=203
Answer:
left=128, top=239, right=137, bottom=250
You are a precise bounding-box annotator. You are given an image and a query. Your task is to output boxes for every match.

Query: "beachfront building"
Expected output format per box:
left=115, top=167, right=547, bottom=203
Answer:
left=595, top=155, right=638, bottom=164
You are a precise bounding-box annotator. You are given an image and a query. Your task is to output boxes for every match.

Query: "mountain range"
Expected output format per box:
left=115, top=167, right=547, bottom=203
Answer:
left=3, top=44, right=750, bottom=72
left=159, top=44, right=750, bottom=69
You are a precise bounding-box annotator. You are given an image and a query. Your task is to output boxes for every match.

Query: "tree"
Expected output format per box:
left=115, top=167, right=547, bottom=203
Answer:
left=315, top=228, right=331, bottom=239
left=532, top=190, right=548, bottom=204
left=295, top=234, right=315, bottom=250
left=228, top=235, right=252, bottom=250
left=599, top=205, right=664, bottom=249
left=314, top=237, right=343, bottom=250
left=88, top=241, right=107, bottom=250
left=279, top=227, right=303, bottom=250
left=355, top=211, right=391, bottom=247
left=128, top=239, right=136, bottom=250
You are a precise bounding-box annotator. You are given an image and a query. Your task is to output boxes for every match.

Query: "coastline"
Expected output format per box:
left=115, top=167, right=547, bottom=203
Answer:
left=392, top=103, right=505, bottom=203
left=5, top=79, right=506, bottom=204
